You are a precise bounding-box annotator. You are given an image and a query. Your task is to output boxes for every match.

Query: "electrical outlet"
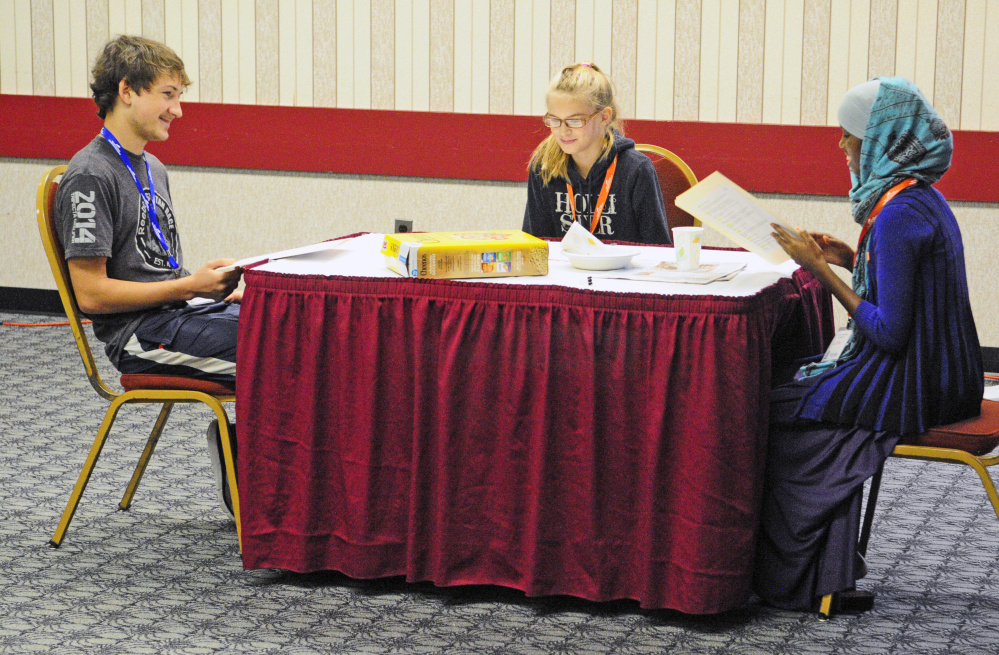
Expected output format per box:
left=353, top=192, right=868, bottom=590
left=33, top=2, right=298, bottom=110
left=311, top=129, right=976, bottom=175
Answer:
left=394, top=219, right=413, bottom=234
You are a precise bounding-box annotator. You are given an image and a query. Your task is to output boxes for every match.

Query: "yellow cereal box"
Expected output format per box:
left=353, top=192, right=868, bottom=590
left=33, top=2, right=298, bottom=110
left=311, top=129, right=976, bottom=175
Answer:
left=381, top=230, right=549, bottom=279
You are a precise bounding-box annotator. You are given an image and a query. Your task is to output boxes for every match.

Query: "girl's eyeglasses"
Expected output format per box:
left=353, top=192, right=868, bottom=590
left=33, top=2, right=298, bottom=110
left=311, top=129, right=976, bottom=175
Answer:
left=543, top=112, right=598, bottom=129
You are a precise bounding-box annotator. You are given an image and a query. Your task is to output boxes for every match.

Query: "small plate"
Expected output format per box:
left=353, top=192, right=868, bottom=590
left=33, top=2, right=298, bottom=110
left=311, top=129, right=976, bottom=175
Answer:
left=565, top=248, right=641, bottom=271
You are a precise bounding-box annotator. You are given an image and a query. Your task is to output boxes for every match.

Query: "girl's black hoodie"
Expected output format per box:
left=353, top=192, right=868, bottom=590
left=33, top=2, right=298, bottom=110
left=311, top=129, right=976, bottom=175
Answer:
left=522, top=134, right=672, bottom=245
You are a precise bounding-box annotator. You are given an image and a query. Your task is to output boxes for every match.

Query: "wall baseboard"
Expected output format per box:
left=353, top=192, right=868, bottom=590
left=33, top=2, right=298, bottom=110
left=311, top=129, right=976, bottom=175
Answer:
left=985, top=347, right=999, bottom=374
left=0, top=287, right=63, bottom=315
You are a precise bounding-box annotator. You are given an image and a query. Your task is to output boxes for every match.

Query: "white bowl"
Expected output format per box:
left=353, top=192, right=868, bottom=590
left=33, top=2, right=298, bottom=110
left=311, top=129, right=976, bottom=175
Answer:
left=565, top=248, right=641, bottom=271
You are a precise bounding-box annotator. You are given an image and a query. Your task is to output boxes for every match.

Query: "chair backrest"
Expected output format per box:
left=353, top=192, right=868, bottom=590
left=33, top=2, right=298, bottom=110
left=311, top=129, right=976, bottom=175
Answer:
left=634, top=144, right=699, bottom=231
left=36, top=165, right=119, bottom=401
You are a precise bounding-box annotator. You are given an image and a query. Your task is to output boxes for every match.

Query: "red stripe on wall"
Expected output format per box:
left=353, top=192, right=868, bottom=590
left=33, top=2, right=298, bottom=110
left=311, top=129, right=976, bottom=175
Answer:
left=3, top=94, right=997, bottom=201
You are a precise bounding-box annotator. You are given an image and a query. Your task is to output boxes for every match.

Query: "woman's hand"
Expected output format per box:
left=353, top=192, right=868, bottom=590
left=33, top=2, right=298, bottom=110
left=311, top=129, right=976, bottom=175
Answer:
left=808, top=232, right=855, bottom=271
left=771, top=224, right=862, bottom=316
left=771, top=225, right=828, bottom=276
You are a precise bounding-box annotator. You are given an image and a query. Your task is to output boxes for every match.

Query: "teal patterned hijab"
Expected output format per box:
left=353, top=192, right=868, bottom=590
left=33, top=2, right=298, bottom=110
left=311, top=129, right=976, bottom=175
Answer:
left=848, top=77, right=953, bottom=227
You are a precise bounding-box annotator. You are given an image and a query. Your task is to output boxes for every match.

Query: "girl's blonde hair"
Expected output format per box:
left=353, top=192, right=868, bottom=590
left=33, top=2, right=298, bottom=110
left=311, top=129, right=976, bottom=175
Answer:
left=529, top=62, right=623, bottom=185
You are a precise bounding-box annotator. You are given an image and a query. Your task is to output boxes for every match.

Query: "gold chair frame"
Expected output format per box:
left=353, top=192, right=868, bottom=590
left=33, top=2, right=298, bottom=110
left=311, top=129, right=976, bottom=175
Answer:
left=36, top=165, right=242, bottom=550
left=634, top=143, right=697, bottom=185
left=634, top=143, right=700, bottom=229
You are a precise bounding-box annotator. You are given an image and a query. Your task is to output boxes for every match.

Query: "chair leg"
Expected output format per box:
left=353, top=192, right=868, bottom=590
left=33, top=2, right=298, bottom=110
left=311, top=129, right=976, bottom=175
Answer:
left=816, top=463, right=886, bottom=618
left=859, top=463, right=886, bottom=557
left=210, top=405, right=242, bottom=552
left=964, top=457, right=999, bottom=522
left=818, top=593, right=834, bottom=619
left=50, top=395, right=128, bottom=548
left=119, top=402, right=174, bottom=510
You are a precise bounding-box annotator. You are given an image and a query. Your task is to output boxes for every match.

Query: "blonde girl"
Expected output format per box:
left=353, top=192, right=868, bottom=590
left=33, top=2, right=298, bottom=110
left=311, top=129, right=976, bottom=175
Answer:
left=521, top=63, right=671, bottom=244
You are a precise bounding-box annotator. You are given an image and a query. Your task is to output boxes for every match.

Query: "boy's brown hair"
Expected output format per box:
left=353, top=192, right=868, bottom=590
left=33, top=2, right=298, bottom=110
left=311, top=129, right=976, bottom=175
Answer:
left=90, top=35, right=190, bottom=119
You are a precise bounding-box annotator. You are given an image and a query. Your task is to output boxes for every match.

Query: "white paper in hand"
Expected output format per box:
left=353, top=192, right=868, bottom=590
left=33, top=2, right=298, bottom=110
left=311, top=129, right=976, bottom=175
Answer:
left=675, top=172, right=796, bottom=264
left=216, top=237, right=356, bottom=272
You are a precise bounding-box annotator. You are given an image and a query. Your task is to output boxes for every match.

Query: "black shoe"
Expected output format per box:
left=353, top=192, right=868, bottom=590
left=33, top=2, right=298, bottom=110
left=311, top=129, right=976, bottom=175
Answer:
left=835, top=590, right=875, bottom=614
left=206, top=419, right=236, bottom=520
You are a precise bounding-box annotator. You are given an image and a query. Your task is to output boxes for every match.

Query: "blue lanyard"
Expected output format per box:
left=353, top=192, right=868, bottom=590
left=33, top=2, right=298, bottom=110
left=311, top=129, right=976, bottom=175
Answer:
left=100, top=127, right=179, bottom=270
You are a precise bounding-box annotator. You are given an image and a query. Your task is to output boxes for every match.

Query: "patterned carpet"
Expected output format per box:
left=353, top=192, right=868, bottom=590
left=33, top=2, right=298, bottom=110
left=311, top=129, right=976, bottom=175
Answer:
left=2, top=309, right=999, bottom=654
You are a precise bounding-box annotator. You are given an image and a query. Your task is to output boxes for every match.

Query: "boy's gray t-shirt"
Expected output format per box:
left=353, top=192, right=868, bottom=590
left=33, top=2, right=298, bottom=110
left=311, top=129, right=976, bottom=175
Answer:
left=55, top=135, right=189, bottom=366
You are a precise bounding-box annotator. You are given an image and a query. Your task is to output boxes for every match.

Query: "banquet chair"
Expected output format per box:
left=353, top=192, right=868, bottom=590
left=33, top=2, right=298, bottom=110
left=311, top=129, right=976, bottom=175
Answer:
left=634, top=144, right=699, bottom=231
left=818, top=399, right=999, bottom=618
left=36, top=165, right=242, bottom=550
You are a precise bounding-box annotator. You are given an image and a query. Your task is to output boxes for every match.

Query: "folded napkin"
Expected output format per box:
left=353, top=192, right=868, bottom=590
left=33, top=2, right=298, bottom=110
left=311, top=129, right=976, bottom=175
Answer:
left=560, top=222, right=617, bottom=256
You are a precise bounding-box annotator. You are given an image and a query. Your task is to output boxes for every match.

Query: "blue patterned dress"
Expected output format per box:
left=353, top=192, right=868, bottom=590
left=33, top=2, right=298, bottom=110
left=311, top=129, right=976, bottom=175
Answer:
left=753, top=185, right=982, bottom=610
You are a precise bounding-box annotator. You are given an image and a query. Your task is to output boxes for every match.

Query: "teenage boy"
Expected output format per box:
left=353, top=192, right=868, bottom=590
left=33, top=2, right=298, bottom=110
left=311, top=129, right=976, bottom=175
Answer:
left=54, top=35, right=239, bottom=519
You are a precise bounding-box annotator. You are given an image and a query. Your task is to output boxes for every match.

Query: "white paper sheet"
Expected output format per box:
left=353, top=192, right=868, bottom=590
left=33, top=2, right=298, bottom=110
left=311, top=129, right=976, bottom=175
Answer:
left=217, top=237, right=357, bottom=272
left=675, top=171, right=798, bottom=265
left=601, top=261, right=747, bottom=285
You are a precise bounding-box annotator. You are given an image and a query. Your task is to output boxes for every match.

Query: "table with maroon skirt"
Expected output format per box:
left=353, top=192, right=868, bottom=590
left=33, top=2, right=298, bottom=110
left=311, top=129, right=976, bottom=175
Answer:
left=234, top=238, right=832, bottom=614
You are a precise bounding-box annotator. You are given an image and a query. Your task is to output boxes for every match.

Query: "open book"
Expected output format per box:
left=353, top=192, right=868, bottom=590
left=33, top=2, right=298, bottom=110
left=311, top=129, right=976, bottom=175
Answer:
left=675, top=172, right=796, bottom=265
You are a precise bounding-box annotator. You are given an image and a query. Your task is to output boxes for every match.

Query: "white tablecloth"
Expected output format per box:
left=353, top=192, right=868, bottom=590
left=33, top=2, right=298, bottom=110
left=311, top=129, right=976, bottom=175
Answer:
left=256, top=233, right=800, bottom=298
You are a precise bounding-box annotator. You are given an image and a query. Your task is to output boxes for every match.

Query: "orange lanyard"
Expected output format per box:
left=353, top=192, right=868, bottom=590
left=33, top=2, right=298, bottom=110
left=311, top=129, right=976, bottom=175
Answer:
left=854, top=178, right=919, bottom=266
left=566, top=155, right=618, bottom=233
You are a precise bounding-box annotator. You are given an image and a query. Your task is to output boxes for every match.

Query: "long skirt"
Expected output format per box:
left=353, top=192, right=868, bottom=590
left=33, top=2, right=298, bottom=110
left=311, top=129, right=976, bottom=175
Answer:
left=752, top=380, right=901, bottom=610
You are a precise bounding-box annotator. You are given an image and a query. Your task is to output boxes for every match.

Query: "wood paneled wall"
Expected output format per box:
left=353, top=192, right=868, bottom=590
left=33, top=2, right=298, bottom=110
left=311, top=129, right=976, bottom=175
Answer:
left=2, top=0, right=998, bottom=128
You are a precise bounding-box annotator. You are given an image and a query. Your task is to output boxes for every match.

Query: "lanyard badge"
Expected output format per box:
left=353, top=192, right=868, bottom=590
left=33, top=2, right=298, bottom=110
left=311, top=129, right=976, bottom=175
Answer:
left=100, top=127, right=179, bottom=270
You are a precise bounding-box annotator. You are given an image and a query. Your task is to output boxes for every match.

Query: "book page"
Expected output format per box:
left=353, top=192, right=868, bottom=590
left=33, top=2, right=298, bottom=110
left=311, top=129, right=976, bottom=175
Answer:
left=675, top=171, right=797, bottom=265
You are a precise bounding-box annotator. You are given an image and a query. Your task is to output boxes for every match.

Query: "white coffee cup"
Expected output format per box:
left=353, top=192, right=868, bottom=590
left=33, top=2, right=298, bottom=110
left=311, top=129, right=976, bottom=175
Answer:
left=672, top=226, right=704, bottom=271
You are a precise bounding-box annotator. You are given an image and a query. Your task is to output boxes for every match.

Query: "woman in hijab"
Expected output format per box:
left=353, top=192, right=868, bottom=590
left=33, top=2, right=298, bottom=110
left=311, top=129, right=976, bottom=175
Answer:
left=754, top=78, right=984, bottom=612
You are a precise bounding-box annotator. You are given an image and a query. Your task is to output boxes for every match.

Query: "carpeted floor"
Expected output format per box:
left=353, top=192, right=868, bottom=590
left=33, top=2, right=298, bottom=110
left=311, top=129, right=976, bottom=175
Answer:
left=2, top=310, right=998, bottom=654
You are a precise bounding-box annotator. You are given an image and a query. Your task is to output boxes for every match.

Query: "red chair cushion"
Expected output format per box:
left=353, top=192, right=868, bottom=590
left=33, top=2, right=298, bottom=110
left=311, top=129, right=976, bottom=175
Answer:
left=898, top=400, right=999, bottom=456
left=120, top=374, right=235, bottom=396
left=649, top=158, right=697, bottom=231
